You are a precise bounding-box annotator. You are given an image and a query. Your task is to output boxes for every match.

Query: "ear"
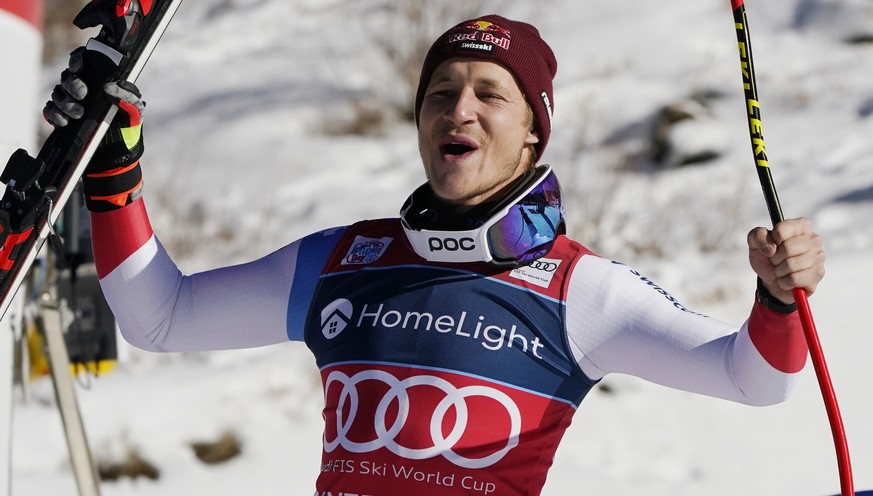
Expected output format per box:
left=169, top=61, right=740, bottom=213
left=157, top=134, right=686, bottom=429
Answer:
left=521, top=129, right=540, bottom=166
left=524, top=128, right=540, bottom=146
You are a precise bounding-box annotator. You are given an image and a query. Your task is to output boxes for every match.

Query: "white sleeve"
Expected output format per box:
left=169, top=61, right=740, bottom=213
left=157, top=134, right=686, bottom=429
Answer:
left=565, top=256, right=799, bottom=406
left=100, top=235, right=303, bottom=352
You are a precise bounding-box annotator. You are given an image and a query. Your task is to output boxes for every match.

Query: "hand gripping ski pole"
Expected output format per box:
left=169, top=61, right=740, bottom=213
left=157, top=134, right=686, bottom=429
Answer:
left=728, top=1, right=853, bottom=494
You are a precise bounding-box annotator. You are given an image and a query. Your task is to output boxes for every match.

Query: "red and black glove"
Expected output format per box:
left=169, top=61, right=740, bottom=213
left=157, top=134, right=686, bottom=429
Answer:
left=44, top=47, right=146, bottom=212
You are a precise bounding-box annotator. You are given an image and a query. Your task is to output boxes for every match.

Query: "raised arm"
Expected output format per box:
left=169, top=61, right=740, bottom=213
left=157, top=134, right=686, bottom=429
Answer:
left=43, top=43, right=345, bottom=352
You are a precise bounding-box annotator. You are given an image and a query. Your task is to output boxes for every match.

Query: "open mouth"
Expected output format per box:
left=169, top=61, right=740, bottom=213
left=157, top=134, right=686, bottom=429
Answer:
left=439, top=135, right=479, bottom=158
left=441, top=143, right=477, bottom=156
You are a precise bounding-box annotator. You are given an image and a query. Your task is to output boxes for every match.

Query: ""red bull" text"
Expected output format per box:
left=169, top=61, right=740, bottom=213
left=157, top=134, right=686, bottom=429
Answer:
left=449, top=31, right=510, bottom=51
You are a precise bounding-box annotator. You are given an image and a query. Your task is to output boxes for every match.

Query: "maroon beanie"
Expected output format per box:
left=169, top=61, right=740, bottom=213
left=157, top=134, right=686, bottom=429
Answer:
left=414, top=15, right=557, bottom=159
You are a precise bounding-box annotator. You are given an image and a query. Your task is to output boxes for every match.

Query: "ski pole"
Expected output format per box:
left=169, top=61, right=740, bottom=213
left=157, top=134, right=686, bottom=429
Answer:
left=728, top=1, right=853, bottom=494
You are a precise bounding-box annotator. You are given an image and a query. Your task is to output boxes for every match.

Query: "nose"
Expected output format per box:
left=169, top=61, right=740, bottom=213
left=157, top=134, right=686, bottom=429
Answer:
left=443, top=88, right=478, bottom=127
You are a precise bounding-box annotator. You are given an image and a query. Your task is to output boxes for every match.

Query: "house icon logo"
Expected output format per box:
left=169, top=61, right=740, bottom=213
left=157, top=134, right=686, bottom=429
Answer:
left=320, top=298, right=354, bottom=340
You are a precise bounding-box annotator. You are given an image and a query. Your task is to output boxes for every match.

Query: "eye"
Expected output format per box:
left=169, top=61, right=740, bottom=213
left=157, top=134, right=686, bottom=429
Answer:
left=425, top=87, right=456, bottom=100
left=479, top=92, right=507, bottom=102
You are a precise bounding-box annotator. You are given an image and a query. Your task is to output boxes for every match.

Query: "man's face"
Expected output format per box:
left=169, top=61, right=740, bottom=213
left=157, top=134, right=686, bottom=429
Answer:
left=417, top=59, right=539, bottom=206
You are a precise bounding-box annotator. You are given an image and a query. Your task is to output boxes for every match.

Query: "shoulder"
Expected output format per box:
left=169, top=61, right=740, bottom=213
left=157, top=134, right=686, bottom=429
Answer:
left=484, top=235, right=598, bottom=301
left=307, top=218, right=418, bottom=271
left=553, top=234, right=599, bottom=260
left=292, top=225, right=350, bottom=265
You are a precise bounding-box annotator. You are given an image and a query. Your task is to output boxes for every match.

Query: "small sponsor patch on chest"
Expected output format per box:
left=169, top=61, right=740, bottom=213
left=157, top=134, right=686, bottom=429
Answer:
left=509, top=258, right=562, bottom=288
left=341, top=236, right=393, bottom=265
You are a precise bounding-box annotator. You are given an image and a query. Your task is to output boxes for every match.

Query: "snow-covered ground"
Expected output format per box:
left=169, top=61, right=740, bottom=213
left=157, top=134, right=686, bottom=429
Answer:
left=10, top=0, right=873, bottom=494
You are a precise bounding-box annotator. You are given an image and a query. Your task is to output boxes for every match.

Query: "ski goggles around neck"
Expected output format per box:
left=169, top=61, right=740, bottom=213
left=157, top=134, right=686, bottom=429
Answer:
left=400, top=164, right=565, bottom=268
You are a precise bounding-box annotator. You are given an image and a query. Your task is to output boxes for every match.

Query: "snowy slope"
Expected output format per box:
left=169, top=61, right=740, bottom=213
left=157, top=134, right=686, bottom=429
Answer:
left=11, top=0, right=873, bottom=494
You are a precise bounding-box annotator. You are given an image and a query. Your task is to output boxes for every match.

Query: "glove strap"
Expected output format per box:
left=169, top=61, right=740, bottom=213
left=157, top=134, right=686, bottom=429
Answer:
left=82, top=160, right=143, bottom=212
left=755, top=277, right=798, bottom=314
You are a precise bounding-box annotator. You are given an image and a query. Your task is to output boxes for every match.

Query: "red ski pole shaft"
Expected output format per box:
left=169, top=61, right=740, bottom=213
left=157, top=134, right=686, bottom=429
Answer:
left=729, top=1, right=854, bottom=494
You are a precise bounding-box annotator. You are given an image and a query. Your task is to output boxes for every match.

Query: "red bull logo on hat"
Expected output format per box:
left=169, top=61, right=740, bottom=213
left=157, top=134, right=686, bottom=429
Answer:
left=450, top=20, right=511, bottom=51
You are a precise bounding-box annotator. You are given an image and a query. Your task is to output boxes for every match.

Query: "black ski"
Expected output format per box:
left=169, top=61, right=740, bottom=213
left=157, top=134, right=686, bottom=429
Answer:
left=0, top=0, right=184, bottom=320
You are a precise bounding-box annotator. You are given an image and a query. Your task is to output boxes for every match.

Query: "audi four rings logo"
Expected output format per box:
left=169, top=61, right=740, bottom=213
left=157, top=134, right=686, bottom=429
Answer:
left=323, top=369, right=522, bottom=469
left=529, top=260, right=558, bottom=272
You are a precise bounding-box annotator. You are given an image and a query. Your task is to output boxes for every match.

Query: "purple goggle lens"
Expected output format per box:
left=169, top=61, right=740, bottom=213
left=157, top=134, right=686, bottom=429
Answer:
left=486, top=168, right=563, bottom=265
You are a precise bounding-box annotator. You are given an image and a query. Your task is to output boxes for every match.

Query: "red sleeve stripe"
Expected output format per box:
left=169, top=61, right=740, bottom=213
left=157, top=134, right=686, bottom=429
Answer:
left=747, top=300, right=808, bottom=374
left=90, top=198, right=154, bottom=278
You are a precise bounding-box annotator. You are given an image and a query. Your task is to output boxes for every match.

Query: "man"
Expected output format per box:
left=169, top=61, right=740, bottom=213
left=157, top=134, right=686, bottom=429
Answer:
left=45, top=14, right=824, bottom=496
